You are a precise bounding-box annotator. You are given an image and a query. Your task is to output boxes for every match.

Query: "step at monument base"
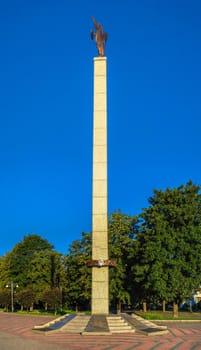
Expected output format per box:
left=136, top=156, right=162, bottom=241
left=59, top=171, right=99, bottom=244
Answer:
left=33, top=313, right=168, bottom=335
left=60, top=315, right=90, bottom=333
left=107, top=315, right=135, bottom=333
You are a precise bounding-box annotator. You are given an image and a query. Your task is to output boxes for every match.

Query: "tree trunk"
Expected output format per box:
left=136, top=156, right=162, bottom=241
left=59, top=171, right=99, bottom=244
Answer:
left=75, top=302, right=78, bottom=312
left=173, top=302, right=178, bottom=318
left=143, top=302, right=147, bottom=313
left=30, top=303, right=33, bottom=312
left=162, top=300, right=166, bottom=313
left=116, top=300, right=121, bottom=314
left=189, top=302, right=192, bottom=313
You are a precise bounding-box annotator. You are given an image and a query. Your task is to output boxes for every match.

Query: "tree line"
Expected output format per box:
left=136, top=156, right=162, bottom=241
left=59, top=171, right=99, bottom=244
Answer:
left=0, top=180, right=201, bottom=316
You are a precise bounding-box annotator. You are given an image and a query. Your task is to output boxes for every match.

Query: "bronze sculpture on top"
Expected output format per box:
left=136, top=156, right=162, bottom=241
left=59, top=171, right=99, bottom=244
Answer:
left=91, top=16, right=108, bottom=57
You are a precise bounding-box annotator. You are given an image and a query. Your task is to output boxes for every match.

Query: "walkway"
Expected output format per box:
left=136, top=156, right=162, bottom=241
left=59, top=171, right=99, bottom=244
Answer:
left=0, top=313, right=200, bottom=349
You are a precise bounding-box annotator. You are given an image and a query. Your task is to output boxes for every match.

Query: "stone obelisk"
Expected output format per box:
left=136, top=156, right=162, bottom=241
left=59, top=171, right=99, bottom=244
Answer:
left=92, top=55, right=108, bottom=314
left=91, top=17, right=109, bottom=315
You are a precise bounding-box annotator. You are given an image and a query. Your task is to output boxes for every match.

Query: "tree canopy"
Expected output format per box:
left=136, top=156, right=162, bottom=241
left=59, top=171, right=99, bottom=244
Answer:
left=133, top=180, right=201, bottom=307
left=0, top=181, right=200, bottom=313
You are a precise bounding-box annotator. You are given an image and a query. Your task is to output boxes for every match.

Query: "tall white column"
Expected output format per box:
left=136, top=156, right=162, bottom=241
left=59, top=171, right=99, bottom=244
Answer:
left=92, top=56, right=109, bottom=315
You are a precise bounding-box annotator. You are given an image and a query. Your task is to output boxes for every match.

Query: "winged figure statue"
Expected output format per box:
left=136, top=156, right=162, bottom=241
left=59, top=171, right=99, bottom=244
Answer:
left=91, top=16, right=108, bottom=57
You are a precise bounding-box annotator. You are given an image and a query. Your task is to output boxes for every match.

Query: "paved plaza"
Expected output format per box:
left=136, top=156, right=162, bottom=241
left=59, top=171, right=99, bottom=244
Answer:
left=0, top=313, right=200, bottom=350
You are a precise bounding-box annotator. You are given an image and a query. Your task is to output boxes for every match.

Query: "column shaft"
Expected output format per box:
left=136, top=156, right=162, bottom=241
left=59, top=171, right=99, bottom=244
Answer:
left=92, top=57, right=109, bottom=315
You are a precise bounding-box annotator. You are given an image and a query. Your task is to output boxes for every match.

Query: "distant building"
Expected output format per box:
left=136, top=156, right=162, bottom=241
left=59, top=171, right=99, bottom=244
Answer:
left=194, top=288, right=201, bottom=303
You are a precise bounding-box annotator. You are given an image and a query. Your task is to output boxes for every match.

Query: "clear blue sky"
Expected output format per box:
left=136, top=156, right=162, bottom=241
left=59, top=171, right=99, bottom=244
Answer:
left=0, top=0, right=201, bottom=256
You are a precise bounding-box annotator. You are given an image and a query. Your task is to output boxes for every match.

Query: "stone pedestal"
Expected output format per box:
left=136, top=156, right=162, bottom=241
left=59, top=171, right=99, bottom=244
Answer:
left=92, top=57, right=108, bottom=315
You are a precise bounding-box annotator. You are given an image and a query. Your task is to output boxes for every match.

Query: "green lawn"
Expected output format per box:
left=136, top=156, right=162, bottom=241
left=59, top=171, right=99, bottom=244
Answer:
left=135, top=310, right=201, bottom=320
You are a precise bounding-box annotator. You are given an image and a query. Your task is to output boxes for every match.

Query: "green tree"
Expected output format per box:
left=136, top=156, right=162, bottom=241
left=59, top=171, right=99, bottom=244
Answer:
left=0, top=234, right=63, bottom=311
left=108, top=210, right=137, bottom=313
left=133, top=181, right=201, bottom=316
left=65, top=233, right=91, bottom=311
left=26, top=250, right=67, bottom=304
left=0, top=289, right=11, bottom=311
left=8, top=234, right=54, bottom=288
left=16, top=288, right=36, bottom=311
left=41, top=287, right=62, bottom=314
left=0, top=253, right=12, bottom=289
